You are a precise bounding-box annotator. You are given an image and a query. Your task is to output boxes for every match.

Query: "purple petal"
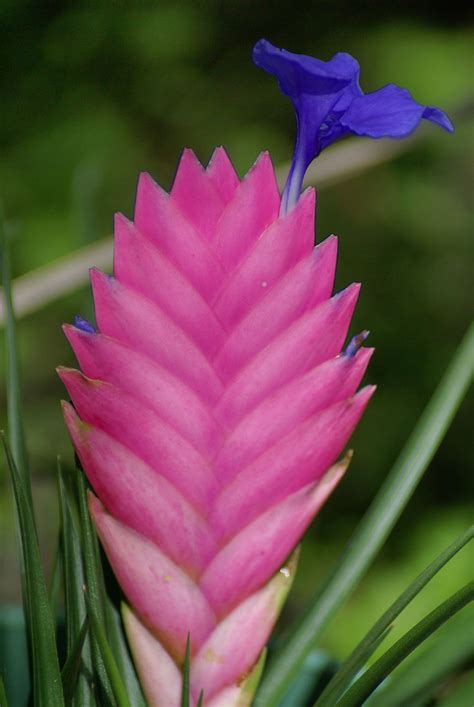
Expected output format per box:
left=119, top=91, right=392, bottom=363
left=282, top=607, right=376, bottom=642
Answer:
left=252, top=39, right=358, bottom=100
left=340, top=84, right=454, bottom=138
left=73, top=315, right=96, bottom=333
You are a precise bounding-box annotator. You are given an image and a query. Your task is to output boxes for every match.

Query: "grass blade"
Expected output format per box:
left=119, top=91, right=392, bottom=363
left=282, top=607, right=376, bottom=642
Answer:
left=0, top=674, right=8, bottom=707
left=181, top=634, right=191, bottom=707
left=196, top=690, right=204, bottom=707
left=76, top=470, right=116, bottom=705
left=368, top=603, right=474, bottom=706
left=438, top=669, right=474, bottom=707
left=107, top=601, right=146, bottom=707
left=57, top=461, right=94, bottom=705
left=1, top=208, right=33, bottom=683
left=61, top=617, right=89, bottom=703
left=0, top=211, right=30, bottom=494
left=85, top=594, right=131, bottom=707
left=1, top=434, right=64, bottom=706
left=256, top=324, right=474, bottom=707
left=48, top=541, right=62, bottom=634
left=315, top=525, right=474, bottom=705
left=338, top=582, right=474, bottom=706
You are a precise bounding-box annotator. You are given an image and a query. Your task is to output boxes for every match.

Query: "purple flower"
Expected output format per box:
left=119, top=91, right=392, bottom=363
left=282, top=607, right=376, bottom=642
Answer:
left=74, top=315, right=96, bottom=333
left=253, top=39, right=454, bottom=213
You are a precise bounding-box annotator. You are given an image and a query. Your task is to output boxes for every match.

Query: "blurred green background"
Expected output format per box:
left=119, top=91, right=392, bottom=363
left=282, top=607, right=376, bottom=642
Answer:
left=0, top=0, right=473, bottom=695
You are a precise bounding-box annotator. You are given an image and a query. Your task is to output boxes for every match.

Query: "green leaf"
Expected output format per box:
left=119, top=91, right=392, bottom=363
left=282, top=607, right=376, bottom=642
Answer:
left=438, top=669, right=474, bottom=707
left=76, top=470, right=116, bottom=706
left=48, top=541, right=62, bottom=634
left=1, top=434, right=64, bottom=706
left=0, top=674, right=8, bottom=707
left=57, top=461, right=94, bottom=706
left=367, top=603, right=474, bottom=706
left=61, top=617, right=90, bottom=704
left=1, top=208, right=33, bottom=684
left=338, top=582, right=474, bottom=706
left=181, top=634, right=191, bottom=707
left=0, top=209, right=30, bottom=495
left=256, top=324, right=474, bottom=707
left=107, top=601, right=146, bottom=707
left=278, top=652, right=338, bottom=707
left=85, top=593, right=132, bottom=707
left=315, top=525, right=474, bottom=705
left=196, top=690, right=204, bottom=707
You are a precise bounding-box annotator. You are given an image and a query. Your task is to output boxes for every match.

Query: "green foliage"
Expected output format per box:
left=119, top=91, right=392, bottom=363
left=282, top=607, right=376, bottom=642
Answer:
left=83, top=592, right=131, bottom=707
left=368, top=605, right=474, bottom=706
left=316, top=526, right=473, bottom=705
left=257, top=324, right=474, bottom=706
left=60, top=617, right=89, bottom=703
left=2, top=435, right=64, bottom=706
left=339, top=582, right=474, bottom=706
left=0, top=674, right=8, bottom=707
left=57, top=461, right=94, bottom=706
left=181, top=634, right=191, bottom=707
left=0, top=213, right=29, bottom=488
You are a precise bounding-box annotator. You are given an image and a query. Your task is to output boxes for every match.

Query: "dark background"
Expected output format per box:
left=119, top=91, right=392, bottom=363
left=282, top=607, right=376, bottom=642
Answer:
left=0, top=0, right=472, bottom=664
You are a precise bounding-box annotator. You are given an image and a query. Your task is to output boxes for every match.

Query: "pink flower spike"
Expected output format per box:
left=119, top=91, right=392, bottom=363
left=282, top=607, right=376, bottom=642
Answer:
left=60, top=149, right=374, bottom=705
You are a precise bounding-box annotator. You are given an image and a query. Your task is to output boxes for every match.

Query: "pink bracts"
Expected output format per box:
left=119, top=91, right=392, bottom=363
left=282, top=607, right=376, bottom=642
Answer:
left=59, top=147, right=374, bottom=705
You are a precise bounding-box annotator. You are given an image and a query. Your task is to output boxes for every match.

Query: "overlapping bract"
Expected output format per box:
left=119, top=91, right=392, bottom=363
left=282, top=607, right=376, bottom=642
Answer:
left=59, top=148, right=374, bottom=705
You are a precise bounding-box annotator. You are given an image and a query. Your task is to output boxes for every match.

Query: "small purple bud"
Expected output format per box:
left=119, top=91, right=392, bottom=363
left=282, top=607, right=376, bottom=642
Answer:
left=344, top=330, right=370, bottom=357
left=74, top=315, right=96, bottom=333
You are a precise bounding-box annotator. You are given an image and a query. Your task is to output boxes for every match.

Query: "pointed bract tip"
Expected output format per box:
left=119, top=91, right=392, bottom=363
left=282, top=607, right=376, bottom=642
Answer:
left=207, top=145, right=231, bottom=169
left=87, top=490, right=105, bottom=520
left=355, top=384, right=377, bottom=405
left=334, top=281, right=361, bottom=305
left=243, top=151, right=274, bottom=182
left=61, top=400, right=92, bottom=439
left=60, top=399, right=75, bottom=420
left=114, top=211, right=132, bottom=229
left=137, top=170, right=166, bottom=201
left=56, top=365, right=80, bottom=382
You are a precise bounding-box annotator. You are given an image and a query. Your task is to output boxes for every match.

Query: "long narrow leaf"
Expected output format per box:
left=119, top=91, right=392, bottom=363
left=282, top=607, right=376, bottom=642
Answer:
left=57, top=462, right=94, bottom=706
left=76, top=470, right=115, bottom=705
left=0, top=674, right=8, bottom=707
left=256, top=324, right=474, bottom=706
left=1, top=209, right=33, bottom=685
left=338, top=582, right=474, bottom=706
left=0, top=211, right=30, bottom=493
left=438, top=669, right=474, bottom=707
left=61, top=617, right=90, bottom=703
left=368, top=603, right=474, bottom=706
left=181, top=634, right=191, bottom=707
left=315, top=525, right=474, bottom=705
left=48, top=542, right=62, bottom=634
left=2, top=434, right=64, bottom=706
left=84, top=594, right=131, bottom=707
left=107, top=601, right=146, bottom=707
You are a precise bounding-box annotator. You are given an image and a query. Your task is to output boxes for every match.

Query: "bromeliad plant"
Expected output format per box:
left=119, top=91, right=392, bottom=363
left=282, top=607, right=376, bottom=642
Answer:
left=1, top=39, right=472, bottom=707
